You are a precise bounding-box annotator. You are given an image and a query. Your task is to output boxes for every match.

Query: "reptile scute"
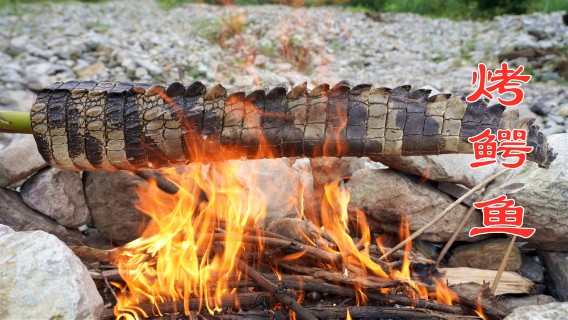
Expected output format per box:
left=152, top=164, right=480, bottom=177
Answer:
left=29, top=81, right=556, bottom=171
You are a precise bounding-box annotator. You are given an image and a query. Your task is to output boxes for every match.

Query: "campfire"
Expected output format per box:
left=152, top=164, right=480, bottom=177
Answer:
left=2, top=76, right=552, bottom=319
left=51, top=86, right=518, bottom=320
left=91, top=160, right=498, bottom=320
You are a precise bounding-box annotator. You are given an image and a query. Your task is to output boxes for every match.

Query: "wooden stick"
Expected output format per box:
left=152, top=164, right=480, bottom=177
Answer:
left=308, top=306, right=480, bottom=320
left=380, top=168, right=511, bottom=260
left=213, top=233, right=393, bottom=274
left=436, top=197, right=481, bottom=266
left=234, top=258, right=317, bottom=320
left=135, top=170, right=180, bottom=195
left=279, top=264, right=465, bottom=316
left=70, top=245, right=118, bottom=262
left=491, top=235, right=518, bottom=294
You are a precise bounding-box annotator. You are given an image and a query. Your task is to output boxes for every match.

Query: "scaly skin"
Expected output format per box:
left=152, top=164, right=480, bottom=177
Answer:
left=30, top=80, right=556, bottom=171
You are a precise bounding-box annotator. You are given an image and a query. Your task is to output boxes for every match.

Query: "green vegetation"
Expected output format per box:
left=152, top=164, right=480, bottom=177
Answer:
left=191, top=12, right=247, bottom=45
left=1, top=0, right=566, bottom=19
left=156, top=0, right=568, bottom=20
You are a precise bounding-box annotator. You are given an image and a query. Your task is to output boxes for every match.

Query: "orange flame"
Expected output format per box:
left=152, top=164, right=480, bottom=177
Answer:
left=114, top=37, right=463, bottom=316
left=432, top=277, right=459, bottom=306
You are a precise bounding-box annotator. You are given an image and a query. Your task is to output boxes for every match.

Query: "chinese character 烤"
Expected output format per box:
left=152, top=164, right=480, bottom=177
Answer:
left=466, top=62, right=531, bottom=107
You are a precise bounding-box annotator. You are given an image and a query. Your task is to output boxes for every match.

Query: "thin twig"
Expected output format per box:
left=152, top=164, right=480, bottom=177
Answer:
left=436, top=194, right=483, bottom=266
left=234, top=258, right=318, bottom=320
left=102, top=271, right=119, bottom=302
left=491, top=235, right=517, bottom=294
left=380, top=168, right=510, bottom=260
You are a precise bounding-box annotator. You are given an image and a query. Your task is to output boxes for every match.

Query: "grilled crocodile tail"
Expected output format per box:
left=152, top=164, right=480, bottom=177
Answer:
left=30, top=80, right=556, bottom=172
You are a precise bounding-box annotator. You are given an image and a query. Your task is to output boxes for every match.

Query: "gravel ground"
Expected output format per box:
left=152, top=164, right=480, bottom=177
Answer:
left=0, top=0, right=567, bottom=146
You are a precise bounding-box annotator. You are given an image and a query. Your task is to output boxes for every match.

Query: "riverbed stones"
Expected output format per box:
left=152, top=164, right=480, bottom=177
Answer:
left=504, top=302, right=568, bottom=320
left=235, top=158, right=303, bottom=227
left=83, top=171, right=146, bottom=245
left=540, top=251, right=568, bottom=301
left=0, top=135, right=47, bottom=188
left=374, top=154, right=499, bottom=188
left=448, top=238, right=522, bottom=271
left=499, top=295, right=558, bottom=313
left=346, top=167, right=481, bottom=242
left=0, top=230, right=103, bottom=320
left=0, top=188, right=70, bottom=242
left=486, top=133, right=568, bottom=251
left=20, top=168, right=90, bottom=228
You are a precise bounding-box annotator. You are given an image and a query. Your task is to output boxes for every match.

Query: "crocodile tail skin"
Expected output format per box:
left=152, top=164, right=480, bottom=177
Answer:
left=30, top=81, right=556, bottom=171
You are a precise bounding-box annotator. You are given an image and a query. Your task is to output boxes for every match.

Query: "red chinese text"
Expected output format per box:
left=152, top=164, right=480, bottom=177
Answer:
left=468, top=128, right=533, bottom=169
left=470, top=195, right=535, bottom=238
left=466, top=62, right=531, bottom=107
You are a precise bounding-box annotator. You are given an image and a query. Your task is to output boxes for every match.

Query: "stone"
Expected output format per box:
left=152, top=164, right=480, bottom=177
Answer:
left=540, top=251, right=568, bottom=301
left=77, top=61, right=105, bottom=77
left=504, top=302, right=568, bottom=320
left=373, top=154, right=499, bottom=188
left=310, top=157, right=365, bottom=215
left=519, top=254, right=544, bottom=283
left=234, top=158, right=303, bottom=227
left=0, top=135, right=48, bottom=188
left=346, top=168, right=482, bottom=242
left=134, top=58, right=163, bottom=76
left=1, top=89, right=36, bottom=111
left=0, top=188, right=70, bottom=242
left=499, top=295, right=558, bottom=313
left=84, top=171, right=146, bottom=245
left=486, top=134, right=568, bottom=251
left=0, top=224, right=14, bottom=237
left=448, top=238, right=522, bottom=271
left=20, top=168, right=90, bottom=228
left=0, top=230, right=103, bottom=319
left=437, top=182, right=478, bottom=206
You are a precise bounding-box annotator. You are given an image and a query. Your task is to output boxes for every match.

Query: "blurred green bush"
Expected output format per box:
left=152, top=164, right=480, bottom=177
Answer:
left=1, top=0, right=567, bottom=20
left=161, top=0, right=568, bottom=19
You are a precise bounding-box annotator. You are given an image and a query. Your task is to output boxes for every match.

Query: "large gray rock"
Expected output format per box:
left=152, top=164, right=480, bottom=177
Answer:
left=0, top=224, right=14, bottom=237
left=20, top=168, right=90, bottom=228
left=0, top=135, right=47, bottom=187
left=487, top=134, right=568, bottom=251
left=346, top=168, right=482, bottom=242
left=310, top=157, right=365, bottom=217
left=499, top=294, right=558, bottom=313
left=84, top=171, right=146, bottom=245
left=540, top=251, right=568, bottom=301
left=234, top=158, right=303, bottom=227
left=373, top=154, right=499, bottom=188
left=0, top=230, right=103, bottom=319
left=0, top=188, right=70, bottom=241
left=449, top=238, right=522, bottom=271
left=504, top=302, right=568, bottom=320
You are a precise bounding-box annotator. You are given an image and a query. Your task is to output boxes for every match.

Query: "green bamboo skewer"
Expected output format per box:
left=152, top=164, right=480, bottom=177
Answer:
left=0, top=110, right=32, bottom=134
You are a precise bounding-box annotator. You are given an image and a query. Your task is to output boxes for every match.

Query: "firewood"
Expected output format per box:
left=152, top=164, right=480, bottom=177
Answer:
left=307, top=306, right=482, bottom=320
left=234, top=257, right=318, bottom=320
left=70, top=245, right=118, bottom=262
left=380, top=168, right=511, bottom=260
left=99, top=292, right=275, bottom=320
left=439, top=267, right=534, bottom=295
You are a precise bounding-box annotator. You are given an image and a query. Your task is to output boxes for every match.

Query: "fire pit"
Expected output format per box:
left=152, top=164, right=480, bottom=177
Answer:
left=0, top=79, right=558, bottom=320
